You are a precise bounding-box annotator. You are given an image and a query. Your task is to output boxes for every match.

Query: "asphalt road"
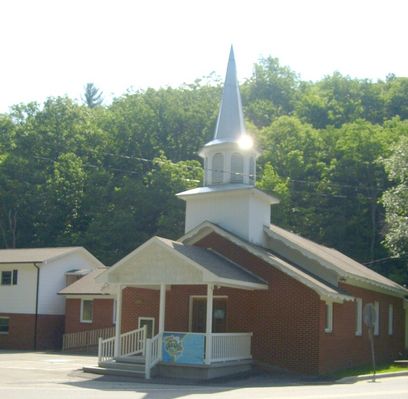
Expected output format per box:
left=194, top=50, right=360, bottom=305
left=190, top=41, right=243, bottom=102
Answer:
left=0, top=351, right=407, bottom=399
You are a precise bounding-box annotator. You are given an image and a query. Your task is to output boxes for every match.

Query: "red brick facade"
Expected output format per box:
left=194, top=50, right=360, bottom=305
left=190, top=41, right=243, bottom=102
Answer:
left=0, top=313, right=64, bottom=350
left=63, top=232, right=407, bottom=375
left=64, top=298, right=115, bottom=333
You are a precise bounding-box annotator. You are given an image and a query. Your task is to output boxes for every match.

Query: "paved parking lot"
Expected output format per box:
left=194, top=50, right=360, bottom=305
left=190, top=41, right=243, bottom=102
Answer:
left=0, top=351, right=407, bottom=399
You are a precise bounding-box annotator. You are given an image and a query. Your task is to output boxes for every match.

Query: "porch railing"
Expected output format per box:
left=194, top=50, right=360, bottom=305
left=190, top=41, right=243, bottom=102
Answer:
left=145, top=333, right=161, bottom=379
left=98, top=335, right=115, bottom=363
left=62, top=326, right=115, bottom=351
left=120, top=325, right=146, bottom=357
left=210, top=332, right=253, bottom=362
left=98, top=325, right=146, bottom=364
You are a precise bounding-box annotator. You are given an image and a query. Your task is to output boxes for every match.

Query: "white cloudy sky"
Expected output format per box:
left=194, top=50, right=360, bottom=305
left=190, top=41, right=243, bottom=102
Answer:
left=0, top=0, right=406, bottom=112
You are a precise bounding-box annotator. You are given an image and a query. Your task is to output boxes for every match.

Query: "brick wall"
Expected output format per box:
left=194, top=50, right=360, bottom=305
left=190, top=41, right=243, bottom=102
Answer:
left=64, top=298, right=115, bottom=333
left=318, top=284, right=406, bottom=374
left=0, top=313, right=64, bottom=350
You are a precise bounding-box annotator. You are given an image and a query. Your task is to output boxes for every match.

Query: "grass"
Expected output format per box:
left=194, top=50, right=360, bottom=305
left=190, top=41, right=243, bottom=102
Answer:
left=332, top=363, right=408, bottom=379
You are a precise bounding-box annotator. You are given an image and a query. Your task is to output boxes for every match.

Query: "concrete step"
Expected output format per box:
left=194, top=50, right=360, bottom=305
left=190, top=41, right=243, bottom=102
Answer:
left=114, top=355, right=145, bottom=365
left=100, top=360, right=145, bottom=373
left=83, top=365, right=145, bottom=378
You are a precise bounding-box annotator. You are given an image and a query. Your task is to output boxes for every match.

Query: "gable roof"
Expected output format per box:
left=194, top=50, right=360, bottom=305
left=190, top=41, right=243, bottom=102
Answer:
left=181, top=221, right=408, bottom=300
left=0, top=247, right=81, bottom=264
left=264, top=224, right=407, bottom=296
left=98, top=235, right=267, bottom=290
left=59, top=268, right=111, bottom=296
left=0, top=247, right=105, bottom=269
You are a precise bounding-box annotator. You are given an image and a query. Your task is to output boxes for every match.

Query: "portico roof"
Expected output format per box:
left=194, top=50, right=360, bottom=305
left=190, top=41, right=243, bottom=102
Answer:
left=96, top=236, right=267, bottom=290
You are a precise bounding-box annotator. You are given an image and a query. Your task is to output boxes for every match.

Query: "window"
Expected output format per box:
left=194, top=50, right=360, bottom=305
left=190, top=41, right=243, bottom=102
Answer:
left=388, top=304, right=394, bottom=336
left=374, top=301, right=380, bottom=336
left=231, top=153, right=243, bottom=183
left=0, top=317, right=9, bottom=334
left=138, top=317, right=155, bottom=339
left=355, top=298, right=362, bottom=336
left=1, top=270, right=18, bottom=286
left=324, top=302, right=333, bottom=333
left=80, top=300, right=93, bottom=323
left=212, top=153, right=224, bottom=184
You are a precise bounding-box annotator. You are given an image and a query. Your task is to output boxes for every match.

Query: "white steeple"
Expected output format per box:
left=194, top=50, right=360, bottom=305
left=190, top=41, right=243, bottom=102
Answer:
left=177, top=48, right=279, bottom=245
left=200, top=46, right=259, bottom=186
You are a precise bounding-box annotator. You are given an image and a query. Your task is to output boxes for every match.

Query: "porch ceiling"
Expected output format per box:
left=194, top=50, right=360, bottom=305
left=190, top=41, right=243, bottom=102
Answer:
left=96, top=236, right=267, bottom=290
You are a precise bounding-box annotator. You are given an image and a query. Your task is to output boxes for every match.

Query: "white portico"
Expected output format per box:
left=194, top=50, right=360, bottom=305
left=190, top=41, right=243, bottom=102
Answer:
left=96, top=236, right=267, bottom=378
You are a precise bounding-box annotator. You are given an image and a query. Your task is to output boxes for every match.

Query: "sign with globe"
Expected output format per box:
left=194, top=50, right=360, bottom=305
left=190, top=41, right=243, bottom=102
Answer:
left=162, top=333, right=205, bottom=364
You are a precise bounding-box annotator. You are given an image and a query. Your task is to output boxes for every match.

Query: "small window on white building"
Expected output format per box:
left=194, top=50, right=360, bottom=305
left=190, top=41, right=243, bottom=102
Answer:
left=374, top=301, right=380, bottom=336
left=1, top=270, right=18, bottom=286
left=80, top=299, right=93, bottom=323
left=388, top=304, right=393, bottom=336
left=355, top=298, right=362, bottom=336
left=324, top=302, right=333, bottom=333
left=0, top=317, right=9, bottom=334
left=212, top=153, right=224, bottom=185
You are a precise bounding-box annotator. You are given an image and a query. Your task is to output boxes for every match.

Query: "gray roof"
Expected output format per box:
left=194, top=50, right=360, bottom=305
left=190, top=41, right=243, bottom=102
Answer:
left=181, top=221, right=408, bottom=300
left=265, top=224, right=407, bottom=294
left=0, top=247, right=82, bottom=264
left=59, top=268, right=111, bottom=296
left=177, top=184, right=279, bottom=204
left=156, top=237, right=266, bottom=287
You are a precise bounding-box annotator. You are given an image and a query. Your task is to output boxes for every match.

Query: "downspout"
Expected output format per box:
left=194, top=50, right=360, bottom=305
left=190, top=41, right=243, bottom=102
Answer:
left=33, top=262, right=41, bottom=351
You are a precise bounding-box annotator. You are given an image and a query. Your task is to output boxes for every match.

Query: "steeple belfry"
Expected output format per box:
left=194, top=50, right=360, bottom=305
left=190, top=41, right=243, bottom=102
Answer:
left=199, top=47, right=259, bottom=187
left=177, top=48, right=279, bottom=246
left=214, top=46, right=246, bottom=141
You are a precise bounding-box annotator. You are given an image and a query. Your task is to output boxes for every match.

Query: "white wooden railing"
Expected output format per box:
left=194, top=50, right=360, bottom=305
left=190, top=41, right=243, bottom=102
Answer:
left=120, top=325, right=146, bottom=357
left=62, top=326, right=115, bottom=351
left=98, top=335, right=115, bottom=363
left=98, top=326, right=146, bottom=364
left=145, top=333, right=161, bottom=379
left=210, top=332, right=253, bottom=362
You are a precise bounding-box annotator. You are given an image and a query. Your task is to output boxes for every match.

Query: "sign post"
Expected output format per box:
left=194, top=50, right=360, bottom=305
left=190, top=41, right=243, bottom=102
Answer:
left=363, top=303, right=377, bottom=382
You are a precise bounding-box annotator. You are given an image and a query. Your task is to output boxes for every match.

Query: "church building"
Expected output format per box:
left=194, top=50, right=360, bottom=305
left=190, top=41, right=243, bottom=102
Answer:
left=61, top=48, right=408, bottom=379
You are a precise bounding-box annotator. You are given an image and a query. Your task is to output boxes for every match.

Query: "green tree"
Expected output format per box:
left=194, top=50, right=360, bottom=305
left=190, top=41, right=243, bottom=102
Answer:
left=382, top=136, right=408, bottom=258
left=83, top=83, right=104, bottom=108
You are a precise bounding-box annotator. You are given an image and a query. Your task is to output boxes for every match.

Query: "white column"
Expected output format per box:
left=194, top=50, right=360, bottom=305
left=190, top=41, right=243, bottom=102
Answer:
left=159, top=283, right=166, bottom=334
left=114, top=285, right=123, bottom=358
left=205, top=284, right=214, bottom=364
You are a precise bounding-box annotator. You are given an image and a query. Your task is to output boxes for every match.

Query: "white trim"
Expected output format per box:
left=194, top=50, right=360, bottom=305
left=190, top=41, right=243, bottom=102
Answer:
left=324, top=301, right=333, bottom=333
left=388, top=304, right=394, bottom=336
left=355, top=298, right=363, bottom=336
left=138, top=317, right=155, bottom=338
left=80, top=299, right=93, bottom=323
left=374, top=301, right=380, bottom=336
left=112, top=299, right=116, bottom=325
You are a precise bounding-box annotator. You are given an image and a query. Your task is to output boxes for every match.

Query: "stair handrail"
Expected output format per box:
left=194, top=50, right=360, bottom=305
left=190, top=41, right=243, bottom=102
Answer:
left=145, top=333, right=161, bottom=379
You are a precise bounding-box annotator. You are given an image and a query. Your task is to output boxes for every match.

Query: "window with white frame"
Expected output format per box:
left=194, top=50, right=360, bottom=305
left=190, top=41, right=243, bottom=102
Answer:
left=212, top=153, right=224, bottom=185
left=374, top=301, right=380, bottom=336
left=0, top=317, right=9, bottom=334
left=80, top=299, right=93, bottom=323
left=388, top=304, right=394, bottom=335
left=1, top=270, right=18, bottom=286
left=324, top=302, right=333, bottom=333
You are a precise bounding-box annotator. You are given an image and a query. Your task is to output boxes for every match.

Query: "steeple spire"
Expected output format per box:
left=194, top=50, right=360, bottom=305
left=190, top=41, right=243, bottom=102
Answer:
left=213, top=46, right=246, bottom=141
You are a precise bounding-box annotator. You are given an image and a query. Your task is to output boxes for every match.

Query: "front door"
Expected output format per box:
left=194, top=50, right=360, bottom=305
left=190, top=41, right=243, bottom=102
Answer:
left=191, top=297, right=227, bottom=333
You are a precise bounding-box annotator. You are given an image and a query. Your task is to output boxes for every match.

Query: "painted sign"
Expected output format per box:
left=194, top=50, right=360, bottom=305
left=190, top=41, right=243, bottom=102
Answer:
left=162, top=332, right=205, bottom=364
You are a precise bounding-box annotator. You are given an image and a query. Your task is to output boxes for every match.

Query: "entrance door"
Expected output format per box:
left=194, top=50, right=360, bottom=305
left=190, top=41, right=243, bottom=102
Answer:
left=191, top=297, right=227, bottom=333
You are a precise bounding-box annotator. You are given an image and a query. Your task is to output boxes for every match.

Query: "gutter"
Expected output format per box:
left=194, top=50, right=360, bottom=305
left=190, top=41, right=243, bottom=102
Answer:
left=33, top=262, right=41, bottom=351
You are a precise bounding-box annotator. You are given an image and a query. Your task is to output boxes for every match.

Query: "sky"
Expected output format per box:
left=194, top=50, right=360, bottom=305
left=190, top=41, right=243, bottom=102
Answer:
left=0, top=0, right=407, bottom=113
